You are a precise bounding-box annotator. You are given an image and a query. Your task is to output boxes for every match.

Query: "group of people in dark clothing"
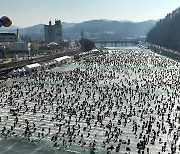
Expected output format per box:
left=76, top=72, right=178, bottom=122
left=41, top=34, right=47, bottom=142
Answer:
left=0, top=49, right=179, bottom=154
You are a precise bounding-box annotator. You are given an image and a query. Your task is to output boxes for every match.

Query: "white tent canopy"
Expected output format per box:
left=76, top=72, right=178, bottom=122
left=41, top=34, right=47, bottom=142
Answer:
left=9, top=69, right=18, bottom=76
left=21, top=67, right=26, bottom=72
left=47, top=61, right=53, bottom=65
left=43, top=63, right=48, bottom=66
left=17, top=68, right=22, bottom=72
left=55, top=56, right=71, bottom=62
left=91, top=49, right=99, bottom=52
left=12, top=69, right=17, bottom=73
left=50, top=60, right=57, bottom=64
left=47, top=42, right=59, bottom=47
left=24, top=63, right=41, bottom=73
left=11, top=69, right=17, bottom=74
left=26, top=63, right=41, bottom=69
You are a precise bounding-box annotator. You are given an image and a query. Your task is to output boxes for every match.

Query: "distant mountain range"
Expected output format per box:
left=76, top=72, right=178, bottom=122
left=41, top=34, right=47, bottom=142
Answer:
left=64, top=20, right=157, bottom=40
left=0, top=20, right=157, bottom=41
left=147, top=7, right=180, bottom=51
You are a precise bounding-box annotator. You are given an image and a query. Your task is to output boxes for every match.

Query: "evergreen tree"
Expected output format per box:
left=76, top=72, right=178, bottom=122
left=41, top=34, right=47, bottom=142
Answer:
left=147, top=7, right=180, bottom=52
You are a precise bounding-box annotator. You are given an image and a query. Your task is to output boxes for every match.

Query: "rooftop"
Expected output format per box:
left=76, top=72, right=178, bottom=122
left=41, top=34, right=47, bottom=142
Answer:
left=0, top=33, right=17, bottom=36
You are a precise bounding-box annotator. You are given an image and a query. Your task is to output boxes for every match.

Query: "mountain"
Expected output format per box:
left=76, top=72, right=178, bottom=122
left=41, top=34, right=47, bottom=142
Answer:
left=0, top=20, right=156, bottom=41
left=63, top=20, right=156, bottom=40
left=0, top=25, right=21, bottom=32
left=0, top=22, right=76, bottom=40
left=62, top=22, right=76, bottom=29
left=19, top=22, right=75, bottom=39
left=147, top=7, right=180, bottom=51
left=0, top=25, right=20, bottom=31
left=19, top=24, right=44, bottom=40
left=0, top=24, right=45, bottom=40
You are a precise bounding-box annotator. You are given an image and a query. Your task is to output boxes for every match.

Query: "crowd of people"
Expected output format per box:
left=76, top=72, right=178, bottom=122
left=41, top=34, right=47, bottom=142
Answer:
left=0, top=48, right=179, bottom=154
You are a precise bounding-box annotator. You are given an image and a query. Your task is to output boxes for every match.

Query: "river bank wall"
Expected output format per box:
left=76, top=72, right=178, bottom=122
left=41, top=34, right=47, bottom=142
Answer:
left=149, top=45, right=180, bottom=62
left=0, top=50, right=81, bottom=75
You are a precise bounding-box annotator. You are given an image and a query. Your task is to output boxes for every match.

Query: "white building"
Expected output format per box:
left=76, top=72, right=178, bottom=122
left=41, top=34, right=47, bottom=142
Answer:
left=44, top=20, right=62, bottom=43
left=0, top=33, right=18, bottom=43
left=7, top=42, right=31, bottom=53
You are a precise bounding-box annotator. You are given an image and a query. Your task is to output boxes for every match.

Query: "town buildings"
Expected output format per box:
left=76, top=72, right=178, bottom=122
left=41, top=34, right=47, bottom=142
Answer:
left=0, top=33, right=18, bottom=43
left=7, top=42, right=31, bottom=53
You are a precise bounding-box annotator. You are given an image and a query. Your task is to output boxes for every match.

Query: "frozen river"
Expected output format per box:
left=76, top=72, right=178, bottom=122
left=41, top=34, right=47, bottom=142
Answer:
left=0, top=48, right=180, bottom=154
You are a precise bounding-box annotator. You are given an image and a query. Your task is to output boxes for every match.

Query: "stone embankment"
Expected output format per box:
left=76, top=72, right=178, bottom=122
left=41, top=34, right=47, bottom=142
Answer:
left=149, top=45, right=180, bottom=62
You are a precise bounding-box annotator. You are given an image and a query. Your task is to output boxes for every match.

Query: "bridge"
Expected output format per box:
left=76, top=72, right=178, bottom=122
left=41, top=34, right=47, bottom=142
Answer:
left=93, top=40, right=139, bottom=47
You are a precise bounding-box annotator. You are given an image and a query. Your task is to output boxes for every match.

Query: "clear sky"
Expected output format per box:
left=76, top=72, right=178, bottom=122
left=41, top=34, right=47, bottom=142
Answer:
left=0, top=0, right=180, bottom=28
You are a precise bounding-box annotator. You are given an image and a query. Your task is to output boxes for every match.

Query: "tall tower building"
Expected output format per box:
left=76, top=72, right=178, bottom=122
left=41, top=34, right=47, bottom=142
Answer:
left=44, top=20, right=62, bottom=43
